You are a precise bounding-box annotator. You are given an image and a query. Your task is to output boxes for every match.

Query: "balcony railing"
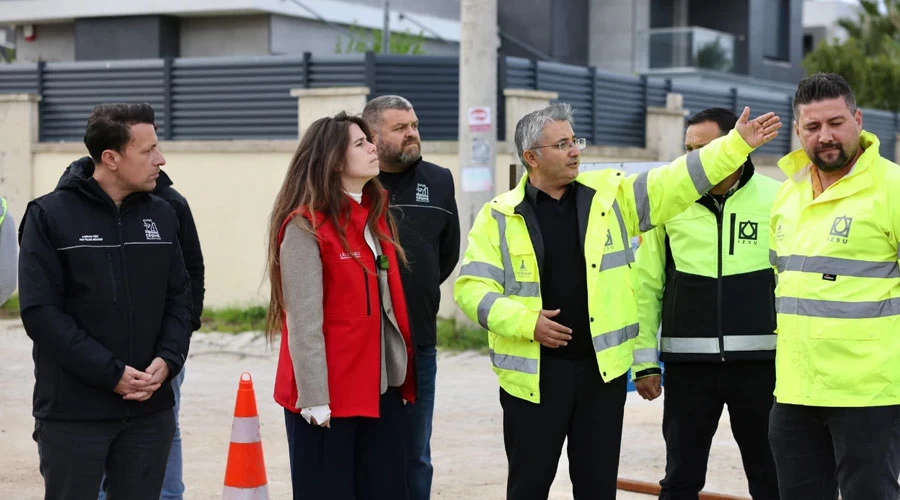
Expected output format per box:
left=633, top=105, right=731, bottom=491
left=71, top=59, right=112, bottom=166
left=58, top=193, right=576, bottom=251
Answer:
left=634, top=26, right=736, bottom=73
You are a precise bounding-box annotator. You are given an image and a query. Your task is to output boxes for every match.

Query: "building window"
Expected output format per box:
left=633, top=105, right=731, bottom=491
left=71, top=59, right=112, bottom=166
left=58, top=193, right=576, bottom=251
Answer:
left=764, top=0, right=790, bottom=61
left=803, top=33, right=815, bottom=56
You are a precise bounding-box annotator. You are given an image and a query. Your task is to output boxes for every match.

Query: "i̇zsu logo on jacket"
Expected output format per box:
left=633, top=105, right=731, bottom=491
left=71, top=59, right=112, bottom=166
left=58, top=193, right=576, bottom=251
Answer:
left=738, top=220, right=759, bottom=244
left=828, top=215, right=852, bottom=244
left=143, top=219, right=161, bottom=241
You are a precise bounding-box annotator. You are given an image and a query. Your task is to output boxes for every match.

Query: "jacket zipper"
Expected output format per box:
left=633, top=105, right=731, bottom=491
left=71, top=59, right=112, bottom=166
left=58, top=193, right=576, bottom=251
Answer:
left=116, top=214, right=135, bottom=371
left=107, top=252, right=118, bottom=303
left=714, top=198, right=725, bottom=362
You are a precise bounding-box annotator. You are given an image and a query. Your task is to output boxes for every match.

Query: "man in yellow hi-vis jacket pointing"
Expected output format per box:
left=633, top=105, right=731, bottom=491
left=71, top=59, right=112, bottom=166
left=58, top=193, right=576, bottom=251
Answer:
left=454, top=102, right=781, bottom=500
left=768, top=73, right=900, bottom=500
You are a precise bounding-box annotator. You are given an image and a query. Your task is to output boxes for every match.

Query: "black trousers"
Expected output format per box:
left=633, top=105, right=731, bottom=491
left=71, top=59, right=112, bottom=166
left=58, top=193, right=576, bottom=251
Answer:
left=660, top=361, right=779, bottom=500
left=285, top=387, right=408, bottom=500
left=33, top=410, right=175, bottom=500
left=768, top=402, right=900, bottom=500
left=500, top=356, right=627, bottom=500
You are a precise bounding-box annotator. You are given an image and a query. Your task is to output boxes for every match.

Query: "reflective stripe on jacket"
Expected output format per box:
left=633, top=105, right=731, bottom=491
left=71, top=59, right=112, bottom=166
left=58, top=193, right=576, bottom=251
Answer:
left=455, top=129, right=754, bottom=403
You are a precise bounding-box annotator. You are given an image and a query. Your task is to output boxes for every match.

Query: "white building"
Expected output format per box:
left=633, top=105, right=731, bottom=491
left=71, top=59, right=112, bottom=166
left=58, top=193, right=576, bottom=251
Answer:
left=802, top=0, right=860, bottom=55
left=0, top=0, right=461, bottom=61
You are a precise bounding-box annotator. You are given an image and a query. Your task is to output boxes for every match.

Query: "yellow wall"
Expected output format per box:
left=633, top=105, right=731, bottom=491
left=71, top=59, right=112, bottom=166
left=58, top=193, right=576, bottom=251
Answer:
left=31, top=142, right=787, bottom=311
left=33, top=148, right=293, bottom=308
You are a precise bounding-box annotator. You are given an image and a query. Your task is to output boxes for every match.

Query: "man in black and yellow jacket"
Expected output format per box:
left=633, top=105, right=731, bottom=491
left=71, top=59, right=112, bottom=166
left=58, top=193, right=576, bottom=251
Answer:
left=632, top=108, right=781, bottom=500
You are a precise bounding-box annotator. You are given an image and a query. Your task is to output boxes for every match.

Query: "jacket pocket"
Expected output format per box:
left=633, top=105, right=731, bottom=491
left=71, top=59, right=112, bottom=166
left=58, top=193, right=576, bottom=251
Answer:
left=508, top=240, right=538, bottom=291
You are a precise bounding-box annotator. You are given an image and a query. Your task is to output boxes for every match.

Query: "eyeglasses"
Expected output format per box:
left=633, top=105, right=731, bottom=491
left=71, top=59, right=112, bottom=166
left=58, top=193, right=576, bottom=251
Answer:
left=531, top=138, right=587, bottom=152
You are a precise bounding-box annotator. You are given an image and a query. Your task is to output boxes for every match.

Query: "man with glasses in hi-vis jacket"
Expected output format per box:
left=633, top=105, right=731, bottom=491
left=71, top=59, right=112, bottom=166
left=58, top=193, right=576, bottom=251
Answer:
left=454, top=102, right=781, bottom=500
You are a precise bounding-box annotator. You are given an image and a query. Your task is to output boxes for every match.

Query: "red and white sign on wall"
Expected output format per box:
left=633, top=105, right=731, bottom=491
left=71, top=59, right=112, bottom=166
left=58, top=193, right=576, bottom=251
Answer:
left=468, top=106, right=492, bottom=132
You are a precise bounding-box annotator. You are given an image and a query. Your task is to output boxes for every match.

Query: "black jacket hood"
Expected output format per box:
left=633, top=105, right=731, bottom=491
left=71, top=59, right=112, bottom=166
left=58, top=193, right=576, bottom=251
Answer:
left=55, top=156, right=174, bottom=198
left=55, top=156, right=95, bottom=191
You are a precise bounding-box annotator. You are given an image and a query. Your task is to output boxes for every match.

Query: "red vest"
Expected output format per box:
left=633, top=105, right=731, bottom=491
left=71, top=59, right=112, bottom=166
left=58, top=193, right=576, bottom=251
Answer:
left=273, top=194, right=416, bottom=418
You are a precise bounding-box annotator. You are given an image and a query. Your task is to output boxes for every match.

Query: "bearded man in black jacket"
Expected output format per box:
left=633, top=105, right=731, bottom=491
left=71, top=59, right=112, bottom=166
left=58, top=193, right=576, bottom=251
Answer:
left=18, top=102, right=192, bottom=500
left=364, top=95, right=461, bottom=500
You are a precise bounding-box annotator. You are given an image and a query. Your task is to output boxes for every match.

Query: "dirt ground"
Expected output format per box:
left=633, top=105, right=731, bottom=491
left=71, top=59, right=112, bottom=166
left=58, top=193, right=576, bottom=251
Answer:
left=0, top=318, right=755, bottom=499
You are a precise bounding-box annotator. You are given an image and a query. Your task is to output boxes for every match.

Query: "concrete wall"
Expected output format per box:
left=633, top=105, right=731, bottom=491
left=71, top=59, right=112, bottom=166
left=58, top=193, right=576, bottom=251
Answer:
left=10, top=88, right=789, bottom=317
left=270, top=14, right=458, bottom=57
left=14, top=22, right=75, bottom=62
left=588, top=0, right=650, bottom=74
left=179, top=14, right=271, bottom=58
left=270, top=15, right=341, bottom=56
left=28, top=139, right=693, bottom=312
left=747, top=0, right=804, bottom=83
left=802, top=0, right=857, bottom=51
left=350, top=0, right=460, bottom=20
left=498, top=0, right=589, bottom=65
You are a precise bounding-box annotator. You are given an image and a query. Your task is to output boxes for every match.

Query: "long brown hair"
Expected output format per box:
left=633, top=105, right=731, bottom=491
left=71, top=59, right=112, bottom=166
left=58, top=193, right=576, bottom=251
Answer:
left=265, top=112, right=405, bottom=341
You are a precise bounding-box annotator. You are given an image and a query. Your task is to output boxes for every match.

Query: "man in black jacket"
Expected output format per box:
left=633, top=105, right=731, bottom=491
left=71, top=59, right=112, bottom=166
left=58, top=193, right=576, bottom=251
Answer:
left=95, top=168, right=205, bottom=500
left=18, top=102, right=192, bottom=500
left=364, top=95, right=461, bottom=500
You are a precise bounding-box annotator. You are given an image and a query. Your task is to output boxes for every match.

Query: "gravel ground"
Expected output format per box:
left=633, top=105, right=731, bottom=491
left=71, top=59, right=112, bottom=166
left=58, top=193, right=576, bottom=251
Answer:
left=0, top=318, right=754, bottom=499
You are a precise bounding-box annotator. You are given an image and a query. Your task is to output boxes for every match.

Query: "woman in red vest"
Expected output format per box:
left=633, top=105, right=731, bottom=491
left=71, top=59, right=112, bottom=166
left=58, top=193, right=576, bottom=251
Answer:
left=265, top=112, right=416, bottom=500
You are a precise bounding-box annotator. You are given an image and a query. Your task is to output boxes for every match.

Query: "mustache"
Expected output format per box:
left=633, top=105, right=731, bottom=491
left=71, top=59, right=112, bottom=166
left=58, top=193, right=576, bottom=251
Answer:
left=814, top=142, right=844, bottom=154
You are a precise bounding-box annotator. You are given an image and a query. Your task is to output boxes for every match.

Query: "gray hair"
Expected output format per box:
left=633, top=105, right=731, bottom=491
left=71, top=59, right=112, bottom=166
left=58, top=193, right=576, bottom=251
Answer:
left=514, top=103, right=575, bottom=166
left=362, top=95, right=414, bottom=128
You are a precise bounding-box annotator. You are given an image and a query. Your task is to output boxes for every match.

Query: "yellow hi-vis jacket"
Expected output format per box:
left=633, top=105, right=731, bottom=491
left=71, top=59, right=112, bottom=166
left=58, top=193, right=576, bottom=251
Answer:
left=454, top=129, right=754, bottom=403
left=771, top=130, right=900, bottom=407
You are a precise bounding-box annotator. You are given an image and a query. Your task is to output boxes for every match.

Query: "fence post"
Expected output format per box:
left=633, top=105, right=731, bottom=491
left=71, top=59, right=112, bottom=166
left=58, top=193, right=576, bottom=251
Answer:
left=35, top=60, right=45, bottom=142
left=533, top=59, right=541, bottom=90
left=730, top=87, right=739, bottom=115
left=302, top=51, right=312, bottom=88
left=789, top=95, right=801, bottom=153
left=590, top=66, right=598, bottom=144
left=364, top=51, right=376, bottom=99
left=162, top=57, right=173, bottom=140
left=497, top=56, right=508, bottom=142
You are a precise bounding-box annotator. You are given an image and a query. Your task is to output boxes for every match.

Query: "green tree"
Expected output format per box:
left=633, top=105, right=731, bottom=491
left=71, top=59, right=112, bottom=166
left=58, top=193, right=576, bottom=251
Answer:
left=695, top=38, right=732, bottom=71
left=335, top=24, right=426, bottom=55
left=803, top=0, right=900, bottom=111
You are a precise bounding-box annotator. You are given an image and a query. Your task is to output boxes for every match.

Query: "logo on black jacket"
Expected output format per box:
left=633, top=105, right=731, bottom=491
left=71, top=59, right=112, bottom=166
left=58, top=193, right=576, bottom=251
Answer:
left=143, top=219, right=161, bottom=241
left=416, top=183, right=430, bottom=203
left=738, top=221, right=758, bottom=242
left=829, top=216, right=852, bottom=243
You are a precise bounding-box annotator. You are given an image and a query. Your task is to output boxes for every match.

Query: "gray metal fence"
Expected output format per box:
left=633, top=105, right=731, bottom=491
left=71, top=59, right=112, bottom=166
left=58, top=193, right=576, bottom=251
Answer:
left=171, top=56, right=305, bottom=140
left=1, top=53, right=898, bottom=161
left=368, top=54, right=458, bottom=141
left=40, top=60, right=166, bottom=142
left=0, top=63, right=37, bottom=94
left=861, top=108, right=898, bottom=161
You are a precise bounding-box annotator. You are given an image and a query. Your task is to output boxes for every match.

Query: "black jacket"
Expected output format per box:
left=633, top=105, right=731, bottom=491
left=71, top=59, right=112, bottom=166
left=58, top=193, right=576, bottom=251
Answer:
left=18, top=157, right=192, bottom=421
left=154, top=170, right=205, bottom=332
left=379, top=158, right=460, bottom=347
left=657, top=163, right=778, bottom=365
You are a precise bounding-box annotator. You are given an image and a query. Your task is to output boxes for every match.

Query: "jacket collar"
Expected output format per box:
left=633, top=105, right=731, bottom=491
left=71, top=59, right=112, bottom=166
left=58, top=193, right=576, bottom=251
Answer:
left=778, top=130, right=880, bottom=184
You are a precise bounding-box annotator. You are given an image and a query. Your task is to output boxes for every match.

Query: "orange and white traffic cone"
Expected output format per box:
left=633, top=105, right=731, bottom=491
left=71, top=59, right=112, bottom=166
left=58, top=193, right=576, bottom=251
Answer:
left=222, top=372, right=269, bottom=500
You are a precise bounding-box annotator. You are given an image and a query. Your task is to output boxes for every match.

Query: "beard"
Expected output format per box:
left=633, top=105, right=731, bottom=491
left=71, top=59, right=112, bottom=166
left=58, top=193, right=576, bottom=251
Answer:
left=811, top=141, right=854, bottom=172
left=377, top=138, right=421, bottom=169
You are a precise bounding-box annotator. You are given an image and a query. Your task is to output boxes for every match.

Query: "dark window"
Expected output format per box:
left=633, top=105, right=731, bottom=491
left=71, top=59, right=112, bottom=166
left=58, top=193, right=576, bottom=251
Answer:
left=764, top=0, right=790, bottom=60
left=803, top=33, right=815, bottom=56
